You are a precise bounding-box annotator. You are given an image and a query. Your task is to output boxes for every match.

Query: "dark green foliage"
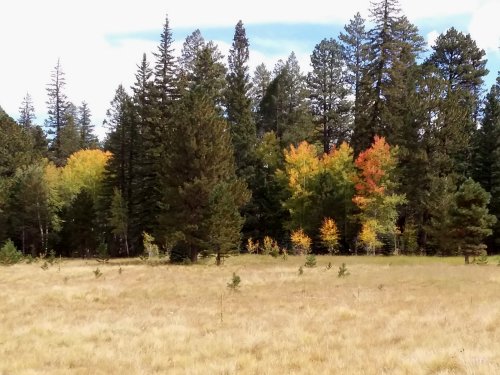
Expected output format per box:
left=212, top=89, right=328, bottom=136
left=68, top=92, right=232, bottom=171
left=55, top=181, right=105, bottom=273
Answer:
left=45, top=59, right=70, bottom=166
left=77, top=102, right=99, bottom=149
left=449, top=179, right=496, bottom=264
left=308, top=38, right=351, bottom=152
left=226, top=20, right=257, bottom=181
left=0, top=239, right=23, bottom=265
left=158, top=84, right=248, bottom=262
left=18, top=93, right=36, bottom=129
left=59, top=189, right=97, bottom=257
left=258, top=53, right=313, bottom=147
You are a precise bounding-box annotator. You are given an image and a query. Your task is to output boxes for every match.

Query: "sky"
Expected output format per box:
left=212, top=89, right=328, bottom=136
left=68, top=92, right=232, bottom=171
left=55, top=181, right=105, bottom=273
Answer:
left=1, top=0, right=499, bottom=140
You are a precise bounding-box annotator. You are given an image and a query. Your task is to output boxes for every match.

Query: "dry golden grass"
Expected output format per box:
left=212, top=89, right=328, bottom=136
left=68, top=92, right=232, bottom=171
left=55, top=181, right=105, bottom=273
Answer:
left=1, top=255, right=500, bottom=374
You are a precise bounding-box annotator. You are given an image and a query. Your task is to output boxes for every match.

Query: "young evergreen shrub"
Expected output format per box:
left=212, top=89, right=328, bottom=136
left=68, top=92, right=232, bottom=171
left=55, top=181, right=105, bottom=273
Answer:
left=0, top=240, right=23, bottom=265
left=96, top=243, right=110, bottom=263
left=227, top=272, right=241, bottom=290
left=94, top=267, right=102, bottom=278
left=304, top=254, right=317, bottom=268
left=338, top=263, right=350, bottom=278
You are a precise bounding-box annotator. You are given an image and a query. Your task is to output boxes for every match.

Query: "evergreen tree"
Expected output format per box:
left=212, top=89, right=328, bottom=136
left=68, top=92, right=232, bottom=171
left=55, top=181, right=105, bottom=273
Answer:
left=339, top=12, right=368, bottom=145
left=45, top=59, right=69, bottom=165
left=102, top=85, right=137, bottom=254
left=308, top=38, right=351, bottom=153
left=77, top=101, right=98, bottom=148
left=153, top=14, right=177, bottom=104
left=450, top=178, right=496, bottom=263
left=178, top=29, right=205, bottom=82
left=427, top=28, right=488, bottom=176
left=352, top=0, right=424, bottom=153
left=18, top=93, right=36, bottom=129
left=59, top=113, right=81, bottom=163
left=159, top=87, right=248, bottom=262
left=226, top=20, right=257, bottom=181
left=259, top=53, right=313, bottom=146
left=250, top=63, right=271, bottom=117
left=130, top=53, right=156, bottom=239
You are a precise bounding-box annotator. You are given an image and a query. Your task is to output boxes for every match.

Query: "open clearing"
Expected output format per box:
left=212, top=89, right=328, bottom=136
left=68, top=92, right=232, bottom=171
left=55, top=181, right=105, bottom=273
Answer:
left=1, top=255, right=500, bottom=374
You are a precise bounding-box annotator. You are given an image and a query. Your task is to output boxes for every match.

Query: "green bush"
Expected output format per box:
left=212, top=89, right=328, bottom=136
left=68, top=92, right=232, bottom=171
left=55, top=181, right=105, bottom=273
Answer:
left=0, top=240, right=23, bottom=265
left=227, top=272, right=241, bottom=291
left=338, top=263, right=350, bottom=278
left=304, top=254, right=317, bottom=268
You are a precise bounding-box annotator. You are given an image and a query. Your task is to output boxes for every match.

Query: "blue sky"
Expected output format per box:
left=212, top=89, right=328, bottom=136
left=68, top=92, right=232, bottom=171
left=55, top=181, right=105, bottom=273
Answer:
left=1, top=0, right=498, bottom=139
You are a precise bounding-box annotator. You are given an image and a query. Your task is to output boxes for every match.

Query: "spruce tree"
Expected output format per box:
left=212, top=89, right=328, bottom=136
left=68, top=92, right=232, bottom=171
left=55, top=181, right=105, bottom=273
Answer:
left=450, top=178, right=496, bottom=263
left=77, top=101, right=98, bottom=149
left=153, top=14, right=177, bottom=104
left=352, top=0, right=424, bottom=153
left=102, top=85, right=136, bottom=254
left=159, top=89, right=249, bottom=262
left=45, top=59, right=69, bottom=165
left=307, top=38, right=351, bottom=153
left=339, top=12, right=368, bottom=146
left=18, top=93, right=36, bottom=129
left=226, top=20, right=257, bottom=181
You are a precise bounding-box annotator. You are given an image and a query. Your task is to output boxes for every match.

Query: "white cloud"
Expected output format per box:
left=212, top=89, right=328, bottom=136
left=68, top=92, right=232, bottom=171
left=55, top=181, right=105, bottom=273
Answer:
left=469, top=0, right=500, bottom=53
left=426, top=30, right=440, bottom=49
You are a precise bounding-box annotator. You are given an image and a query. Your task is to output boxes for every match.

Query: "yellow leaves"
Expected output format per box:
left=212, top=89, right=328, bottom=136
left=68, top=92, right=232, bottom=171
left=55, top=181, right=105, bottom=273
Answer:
left=322, top=142, right=356, bottom=182
left=359, top=220, right=382, bottom=254
left=319, top=217, right=339, bottom=253
left=60, top=149, right=111, bottom=202
left=290, top=228, right=312, bottom=255
left=283, top=141, right=320, bottom=192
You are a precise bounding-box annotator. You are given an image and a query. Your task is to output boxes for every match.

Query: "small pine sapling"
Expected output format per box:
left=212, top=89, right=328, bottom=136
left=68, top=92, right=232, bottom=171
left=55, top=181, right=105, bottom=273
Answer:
left=338, top=263, right=350, bottom=278
left=94, top=267, right=103, bottom=278
left=227, top=272, right=241, bottom=291
left=304, top=254, right=317, bottom=268
left=0, top=240, right=23, bottom=265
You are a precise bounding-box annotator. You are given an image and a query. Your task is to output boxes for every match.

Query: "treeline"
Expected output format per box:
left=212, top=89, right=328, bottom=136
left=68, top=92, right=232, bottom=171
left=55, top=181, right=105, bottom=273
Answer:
left=1, top=0, right=500, bottom=262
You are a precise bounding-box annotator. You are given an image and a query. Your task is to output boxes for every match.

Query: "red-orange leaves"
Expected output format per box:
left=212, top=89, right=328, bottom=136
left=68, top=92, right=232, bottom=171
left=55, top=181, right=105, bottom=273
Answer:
left=354, top=136, right=395, bottom=199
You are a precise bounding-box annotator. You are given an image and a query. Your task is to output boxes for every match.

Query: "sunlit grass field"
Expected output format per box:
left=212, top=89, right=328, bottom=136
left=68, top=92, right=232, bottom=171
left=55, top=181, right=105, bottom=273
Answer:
left=1, top=255, right=500, bottom=374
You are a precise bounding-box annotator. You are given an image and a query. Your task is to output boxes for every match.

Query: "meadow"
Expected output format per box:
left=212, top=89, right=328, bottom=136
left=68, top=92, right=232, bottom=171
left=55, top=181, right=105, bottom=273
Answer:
left=1, top=255, right=500, bottom=374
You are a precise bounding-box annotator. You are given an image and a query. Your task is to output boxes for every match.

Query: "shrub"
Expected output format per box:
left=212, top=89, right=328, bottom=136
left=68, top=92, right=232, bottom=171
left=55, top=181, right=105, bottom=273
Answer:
left=96, top=243, right=109, bottom=263
left=262, top=236, right=279, bottom=256
left=0, top=240, right=23, bottom=265
left=94, top=267, right=102, bottom=278
left=246, top=238, right=259, bottom=254
left=475, top=250, right=488, bottom=265
left=143, top=232, right=159, bottom=259
left=291, top=229, right=312, bottom=255
left=338, top=263, right=350, bottom=278
left=304, top=254, right=317, bottom=268
left=320, top=218, right=339, bottom=254
left=227, top=272, right=241, bottom=291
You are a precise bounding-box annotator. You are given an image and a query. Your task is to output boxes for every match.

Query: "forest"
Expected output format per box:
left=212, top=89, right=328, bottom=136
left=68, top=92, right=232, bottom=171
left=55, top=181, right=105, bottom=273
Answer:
left=1, top=0, right=499, bottom=263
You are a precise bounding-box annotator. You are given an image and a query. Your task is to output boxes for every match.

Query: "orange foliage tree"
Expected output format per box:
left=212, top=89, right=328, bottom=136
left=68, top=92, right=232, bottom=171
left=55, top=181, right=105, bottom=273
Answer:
left=353, top=136, right=405, bottom=253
